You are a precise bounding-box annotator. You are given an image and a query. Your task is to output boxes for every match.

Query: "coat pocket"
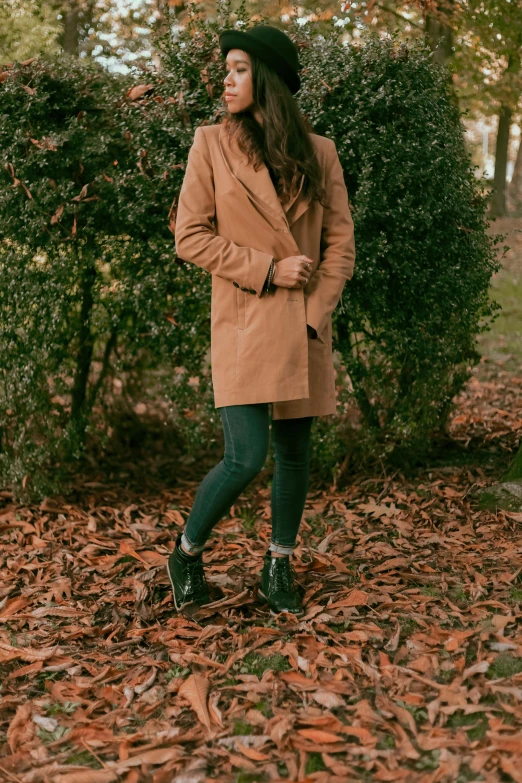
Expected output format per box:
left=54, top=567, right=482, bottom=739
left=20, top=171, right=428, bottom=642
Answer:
left=236, top=287, right=247, bottom=330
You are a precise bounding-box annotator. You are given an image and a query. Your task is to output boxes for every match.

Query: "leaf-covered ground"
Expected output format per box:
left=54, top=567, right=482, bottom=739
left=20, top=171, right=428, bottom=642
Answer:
left=1, top=219, right=522, bottom=783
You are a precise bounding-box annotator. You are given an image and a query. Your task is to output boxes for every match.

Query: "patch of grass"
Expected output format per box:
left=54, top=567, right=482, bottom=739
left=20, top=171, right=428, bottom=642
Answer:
left=376, top=734, right=396, bottom=750
left=235, top=772, right=268, bottom=783
left=36, top=725, right=69, bottom=744
left=115, top=554, right=136, bottom=565
left=465, top=641, right=478, bottom=667
left=477, top=491, right=502, bottom=512
left=236, top=652, right=291, bottom=678
left=446, top=710, right=488, bottom=741
left=509, top=588, right=522, bottom=603
left=64, top=749, right=103, bottom=768
left=414, top=749, right=440, bottom=771
left=436, top=668, right=456, bottom=684
left=479, top=260, right=522, bottom=369
left=34, top=670, right=63, bottom=692
left=239, top=508, right=257, bottom=531
left=329, top=622, right=350, bottom=633
left=223, top=676, right=238, bottom=686
left=499, top=710, right=516, bottom=726
left=45, top=701, right=80, bottom=716
left=305, top=752, right=326, bottom=774
left=164, top=665, right=190, bottom=682
left=439, top=615, right=466, bottom=630
left=479, top=692, right=500, bottom=707
left=398, top=702, right=428, bottom=724
left=305, top=513, right=326, bottom=536
left=455, top=763, right=486, bottom=782
left=254, top=699, right=273, bottom=718
left=399, top=618, right=420, bottom=640
left=448, top=585, right=471, bottom=608
left=487, top=653, right=522, bottom=680
left=233, top=719, right=253, bottom=736
left=420, top=586, right=443, bottom=598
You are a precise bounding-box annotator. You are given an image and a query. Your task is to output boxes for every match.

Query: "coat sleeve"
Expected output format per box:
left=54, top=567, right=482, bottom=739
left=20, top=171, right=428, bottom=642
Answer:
left=174, top=126, right=274, bottom=298
left=305, top=140, right=356, bottom=338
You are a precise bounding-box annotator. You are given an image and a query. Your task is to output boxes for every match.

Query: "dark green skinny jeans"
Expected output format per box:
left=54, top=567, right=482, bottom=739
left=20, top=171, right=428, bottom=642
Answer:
left=180, top=403, right=314, bottom=556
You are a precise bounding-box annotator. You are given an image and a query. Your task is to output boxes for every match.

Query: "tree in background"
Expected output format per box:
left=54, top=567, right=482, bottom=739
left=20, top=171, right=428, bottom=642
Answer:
left=0, top=0, right=61, bottom=62
left=458, top=0, right=522, bottom=216
left=509, top=135, right=522, bottom=213
left=339, top=0, right=522, bottom=213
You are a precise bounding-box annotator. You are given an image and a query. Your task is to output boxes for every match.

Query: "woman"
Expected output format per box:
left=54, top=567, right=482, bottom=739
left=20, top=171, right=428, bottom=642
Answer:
left=169, top=24, right=356, bottom=616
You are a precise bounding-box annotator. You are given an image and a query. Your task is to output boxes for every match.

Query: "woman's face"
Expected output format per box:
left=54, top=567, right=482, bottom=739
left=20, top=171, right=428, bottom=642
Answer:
left=223, top=49, right=254, bottom=113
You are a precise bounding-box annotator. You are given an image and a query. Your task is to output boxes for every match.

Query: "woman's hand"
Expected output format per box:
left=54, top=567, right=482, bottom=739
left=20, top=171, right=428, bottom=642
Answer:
left=272, top=255, right=314, bottom=289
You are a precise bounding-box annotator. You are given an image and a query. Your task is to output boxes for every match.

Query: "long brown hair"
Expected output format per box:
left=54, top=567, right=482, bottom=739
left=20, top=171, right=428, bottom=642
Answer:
left=222, top=55, right=327, bottom=207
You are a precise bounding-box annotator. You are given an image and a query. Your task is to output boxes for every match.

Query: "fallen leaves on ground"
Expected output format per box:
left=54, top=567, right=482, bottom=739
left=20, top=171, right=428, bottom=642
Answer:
left=1, top=361, right=522, bottom=782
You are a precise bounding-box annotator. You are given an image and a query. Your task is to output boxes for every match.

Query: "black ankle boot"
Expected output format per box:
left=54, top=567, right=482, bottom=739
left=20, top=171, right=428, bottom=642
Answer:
left=258, top=551, right=303, bottom=615
left=167, top=535, right=211, bottom=610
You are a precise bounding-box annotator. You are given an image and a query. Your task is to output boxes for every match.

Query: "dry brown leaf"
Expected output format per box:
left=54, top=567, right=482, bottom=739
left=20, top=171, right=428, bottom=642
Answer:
left=235, top=740, right=270, bottom=761
left=311, top=689, right=346, bottom=709
left=296, top=728, right=342, bottom=743
left=0, top=596, right=30, bottom=618
left=0, top=642, right=59, bottom=662
left=7, top=702, right=34, bottom=752
left=500, top=755, right=522, bottom=783
left=178, top=673, right=212, bottom=730
left=112, top=747, right=184, bottom=769
left=126, top=84, right=154, bottom=100
left=269, top=716, right=295, bottom=747
left=208, top=691, right=224, bottom=728
left=327, top=589, right=368, bottom=608
left=487, top=735, right=522, bottom=752
left=461, top=660, right=490, bottom=680
left=54, top=771, right=119, bottom=783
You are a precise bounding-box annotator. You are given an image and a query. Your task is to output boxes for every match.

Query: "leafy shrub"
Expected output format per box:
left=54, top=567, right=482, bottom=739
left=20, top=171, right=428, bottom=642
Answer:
left=0, top=53, right=215, bottom=498
left=297, top=31, right=501, bottom=468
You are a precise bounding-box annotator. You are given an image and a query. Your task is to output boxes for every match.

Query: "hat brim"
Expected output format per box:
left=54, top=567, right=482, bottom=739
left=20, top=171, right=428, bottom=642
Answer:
left=219, top=29, right=301, bottom=95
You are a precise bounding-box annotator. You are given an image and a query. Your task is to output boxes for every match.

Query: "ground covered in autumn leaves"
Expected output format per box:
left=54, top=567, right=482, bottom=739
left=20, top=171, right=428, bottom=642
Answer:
left=1, top=220, right=522, bottom=783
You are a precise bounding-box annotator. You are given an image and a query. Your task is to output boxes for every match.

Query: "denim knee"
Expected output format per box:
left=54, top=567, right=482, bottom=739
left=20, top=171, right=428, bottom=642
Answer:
left=224, top=448, right=266, bottom=481
left=273, top=444, right=311, bottom=466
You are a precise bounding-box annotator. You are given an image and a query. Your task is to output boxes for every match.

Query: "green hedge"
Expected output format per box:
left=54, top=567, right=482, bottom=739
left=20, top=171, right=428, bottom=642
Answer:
left=0, top=5, right=500, bottom=499
left=297, top=32, right=501, bottom=465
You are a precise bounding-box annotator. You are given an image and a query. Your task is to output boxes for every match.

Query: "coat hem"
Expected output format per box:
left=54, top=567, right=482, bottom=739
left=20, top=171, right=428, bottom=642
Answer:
left=214, top=387, right=310, bottom=409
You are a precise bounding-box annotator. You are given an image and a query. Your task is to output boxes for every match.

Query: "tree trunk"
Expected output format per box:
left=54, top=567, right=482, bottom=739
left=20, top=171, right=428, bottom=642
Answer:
left=424, top=1, right=459, bottom=110
left=425, top=11, right=453, bottom=65
left=491, top=104, right=512, bottom=217
left=508, top=134, right=522, bottom=214
left=62, top=2, right=80, bottom=56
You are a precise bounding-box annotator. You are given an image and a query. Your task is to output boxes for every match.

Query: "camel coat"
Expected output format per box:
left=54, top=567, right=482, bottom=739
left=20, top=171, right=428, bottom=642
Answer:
left=173, top=123, right=356, bottom=419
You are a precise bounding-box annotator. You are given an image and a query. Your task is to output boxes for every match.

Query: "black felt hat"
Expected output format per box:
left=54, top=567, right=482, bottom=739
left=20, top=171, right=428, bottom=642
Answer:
left=219, top=24, right=302, bottom=95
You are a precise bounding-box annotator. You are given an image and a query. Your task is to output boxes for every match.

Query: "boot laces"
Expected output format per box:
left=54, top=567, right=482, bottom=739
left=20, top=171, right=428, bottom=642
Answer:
left=273, top=558, right=297, bottom=594
left=186, top=559, right=207, bottom=595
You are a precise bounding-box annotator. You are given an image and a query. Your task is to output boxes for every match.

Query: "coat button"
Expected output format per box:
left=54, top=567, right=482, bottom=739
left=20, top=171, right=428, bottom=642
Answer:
left=241, top=286, right=248, bottom=292
left=249, top=289, right=256, bottom=295
left=233, top=281, right=239, bottom=287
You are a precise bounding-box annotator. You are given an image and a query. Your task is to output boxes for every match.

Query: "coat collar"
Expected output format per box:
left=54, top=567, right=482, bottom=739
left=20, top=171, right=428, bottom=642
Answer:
left=218, top=123, right=311, bottom=231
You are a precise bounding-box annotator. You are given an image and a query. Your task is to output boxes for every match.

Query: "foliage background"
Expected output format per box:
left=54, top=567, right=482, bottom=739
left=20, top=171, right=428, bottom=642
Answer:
left=0, top=5, right=500, bottom=499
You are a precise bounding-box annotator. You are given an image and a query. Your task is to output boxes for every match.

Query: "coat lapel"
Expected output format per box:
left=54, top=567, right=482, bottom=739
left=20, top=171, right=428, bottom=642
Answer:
left=218, top=123, right=311, bottom=231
